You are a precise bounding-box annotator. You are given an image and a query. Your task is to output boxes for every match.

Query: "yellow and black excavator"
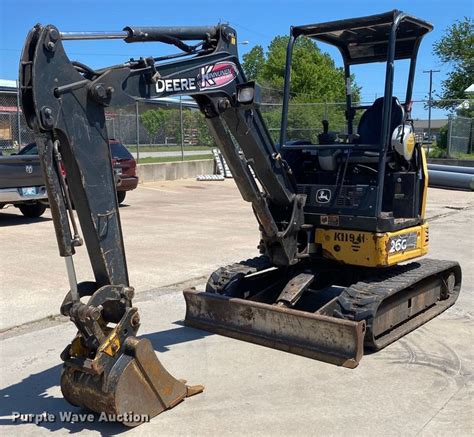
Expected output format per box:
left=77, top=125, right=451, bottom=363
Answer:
left=20, top=10, right=461, bottom=426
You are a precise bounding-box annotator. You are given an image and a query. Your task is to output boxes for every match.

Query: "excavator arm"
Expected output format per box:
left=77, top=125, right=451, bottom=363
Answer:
left=19, top=22, right=305, bottom=425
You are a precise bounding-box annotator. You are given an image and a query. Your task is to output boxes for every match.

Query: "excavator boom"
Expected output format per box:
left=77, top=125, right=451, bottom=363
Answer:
left=20, top=21, right=305, bottom=426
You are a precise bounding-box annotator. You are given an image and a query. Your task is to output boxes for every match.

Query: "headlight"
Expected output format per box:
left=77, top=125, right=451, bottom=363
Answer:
left=236, top=81, right=261, bottom=108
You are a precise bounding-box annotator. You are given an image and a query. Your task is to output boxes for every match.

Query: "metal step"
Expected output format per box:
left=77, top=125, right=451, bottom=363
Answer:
left=197, top=149, right=230, bottom=181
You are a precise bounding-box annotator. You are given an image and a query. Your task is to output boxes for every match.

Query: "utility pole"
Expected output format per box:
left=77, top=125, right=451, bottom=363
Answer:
left=423, top=69, right=440, bottom=155
left=179, top=96, right=184, bottom=161
left=135, top=101, right=140, bottom=163
left=16, top=80, right=22, bottom=150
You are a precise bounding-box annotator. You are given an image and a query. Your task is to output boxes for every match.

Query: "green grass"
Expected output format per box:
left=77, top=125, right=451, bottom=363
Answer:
left=449, top=152, right=474, bottom=160
left=137, top=154, right=213, bottom=164
left=427, top=148, right=447, bottom=158
left=428, top=148, right=474, bottom=160
left=125, top=144, right=213, bottom=153
left=0, top=148, right=20, bottom=157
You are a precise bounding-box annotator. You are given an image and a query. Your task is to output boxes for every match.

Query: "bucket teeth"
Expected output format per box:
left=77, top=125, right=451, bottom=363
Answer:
left=179, top=379, right=205, bottom=397
left=186, top=384, right=205, bottom=397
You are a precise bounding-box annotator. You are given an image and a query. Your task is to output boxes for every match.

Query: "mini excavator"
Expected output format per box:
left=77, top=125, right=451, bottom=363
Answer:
left=20, top=10, right=461, bottom=427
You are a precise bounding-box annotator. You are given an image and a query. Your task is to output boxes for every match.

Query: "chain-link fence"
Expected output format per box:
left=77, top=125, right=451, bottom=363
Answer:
left=107, top=100, right=216, bottom=159
left=1, top=82, right=472, bottom=160
left=259, top=87, right=473, bottom=154
left=258, top=86, right=352, bottom=143
left=103, top=100, right=220, bottom=163
left=261, top=102, right=349, bottom=144
left=0, top=88, right=216, bottom=160
left=0, top=87, right=35, bottom=155
left=447, top=115, right=473, bottom=156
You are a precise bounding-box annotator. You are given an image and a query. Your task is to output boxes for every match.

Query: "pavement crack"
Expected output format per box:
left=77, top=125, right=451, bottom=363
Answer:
left=444, top=206, right=466, bottom=210
left=415, top=383, right=465, bottom=436
left=0, top=274, right=207, bottom=340
left=427, top=204, right=474, bottom=222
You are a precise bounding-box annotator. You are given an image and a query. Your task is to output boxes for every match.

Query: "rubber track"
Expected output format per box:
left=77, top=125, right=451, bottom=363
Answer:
left=334, top=258, right=461, bottom=349
left=206, top=256, right=272, bottom=295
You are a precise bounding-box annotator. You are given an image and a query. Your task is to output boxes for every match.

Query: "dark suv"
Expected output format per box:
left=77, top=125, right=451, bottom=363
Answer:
left=18, top=140, right=138, bottom=204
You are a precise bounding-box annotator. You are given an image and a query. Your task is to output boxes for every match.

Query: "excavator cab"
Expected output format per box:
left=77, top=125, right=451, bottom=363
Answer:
left=280, top=11, right=432, bottom=237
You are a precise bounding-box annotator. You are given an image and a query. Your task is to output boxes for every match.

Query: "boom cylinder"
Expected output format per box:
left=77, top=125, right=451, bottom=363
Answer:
left=123, top=26, right=219, bottom=42
left=60, top=26, right=219, bottom=42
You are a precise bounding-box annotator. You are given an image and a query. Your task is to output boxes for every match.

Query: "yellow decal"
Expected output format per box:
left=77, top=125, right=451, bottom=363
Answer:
left=99, top=332, right=121, bottom=357
left=406, top=133, right=415, bottom=155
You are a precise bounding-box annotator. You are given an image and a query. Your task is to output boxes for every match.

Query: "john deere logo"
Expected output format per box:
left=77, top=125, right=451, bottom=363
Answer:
left=25, top=165, right=33, bottom=174
left=316, top=189, right=331, bottom=203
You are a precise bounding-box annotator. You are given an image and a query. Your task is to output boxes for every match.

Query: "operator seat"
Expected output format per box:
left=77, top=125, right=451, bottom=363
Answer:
left=357, top=97, right=404, bottom=145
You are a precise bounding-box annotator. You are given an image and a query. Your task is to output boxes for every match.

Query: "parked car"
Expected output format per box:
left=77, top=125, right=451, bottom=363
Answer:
left=109, top=139, right=139, bottom=203
left=16, top=139, right=138, bottom=205
left=0, top=146, right=48, bottom=218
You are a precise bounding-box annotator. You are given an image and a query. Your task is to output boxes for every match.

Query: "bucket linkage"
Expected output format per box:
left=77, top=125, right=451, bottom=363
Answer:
left=60, top=282, right=203, bottom=427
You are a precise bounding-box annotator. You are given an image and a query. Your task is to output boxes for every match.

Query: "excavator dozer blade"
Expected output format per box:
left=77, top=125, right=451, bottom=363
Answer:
left=61, top=337, right=203, bottom=427
left=183, top=289, right=365, bottom=368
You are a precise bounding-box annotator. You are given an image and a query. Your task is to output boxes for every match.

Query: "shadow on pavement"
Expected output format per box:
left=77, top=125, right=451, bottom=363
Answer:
left=0, top=324, right=211, bottom=434
left=0, top=212, right=51, bottom=227
left=143, top=321, right=214, bottom=352
left=0, top=365, right=126, bottom=435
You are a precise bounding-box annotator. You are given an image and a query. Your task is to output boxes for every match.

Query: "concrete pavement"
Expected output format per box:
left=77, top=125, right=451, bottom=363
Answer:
left=0, top=181, right=473, bottom=436
left=1, top=182, right=471, bottom=331
left=0, top=179, right=258, bottom=330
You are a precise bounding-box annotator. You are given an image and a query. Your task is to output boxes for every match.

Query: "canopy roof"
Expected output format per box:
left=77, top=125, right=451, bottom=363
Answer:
left=292, top=10, right=433, bottom=65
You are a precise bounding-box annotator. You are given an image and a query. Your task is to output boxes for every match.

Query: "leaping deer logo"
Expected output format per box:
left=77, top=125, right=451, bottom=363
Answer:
left=316, top=189, right=331, bottom=203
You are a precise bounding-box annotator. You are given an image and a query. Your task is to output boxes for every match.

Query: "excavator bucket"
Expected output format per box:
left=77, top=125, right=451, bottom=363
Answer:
left=61, top=336, right=203, bottom=427
left=184, top=290, right=365, bottom=368
left=56, top=285, right=204, bottom=427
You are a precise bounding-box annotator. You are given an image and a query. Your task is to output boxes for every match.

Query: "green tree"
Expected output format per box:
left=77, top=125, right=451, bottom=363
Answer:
left=141, top=107, right=216, bottom=147
left=242, top=45, right=265, bottom=80
left=243, top=36, right=359, bottom=102
left=195, top=112, right=215, bottom=147
left=433, top=17, right=474, bottom=116
left=242, top=35, right=360, bottom=142
left=140, top=109, right=168, bottom=144
left=179, top=109, right=215, bottom=147
left=437, top=124, right=449, bottom=150
left=140, top=108, right=182, bottom=144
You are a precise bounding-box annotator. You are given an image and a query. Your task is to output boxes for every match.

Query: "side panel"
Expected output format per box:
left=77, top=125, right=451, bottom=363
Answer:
left=0, top=155, right=44, bottom=188
left=420, top=147, right=429, bottom=219
left=315, top=224, right=429, bottom=267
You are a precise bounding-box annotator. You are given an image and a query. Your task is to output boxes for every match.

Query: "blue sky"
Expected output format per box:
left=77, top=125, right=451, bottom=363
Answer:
left=1, top=0, right=472, bottom=119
